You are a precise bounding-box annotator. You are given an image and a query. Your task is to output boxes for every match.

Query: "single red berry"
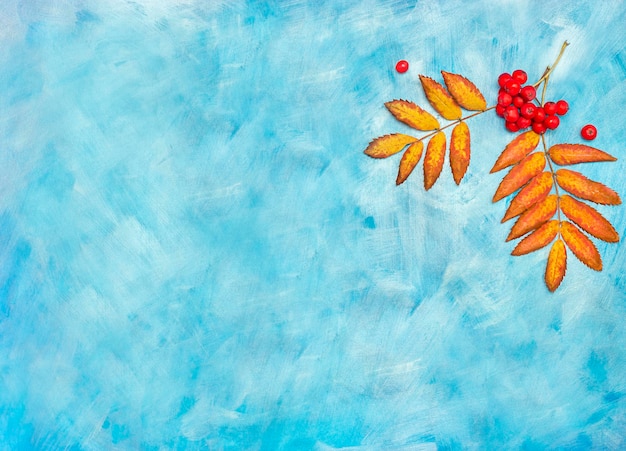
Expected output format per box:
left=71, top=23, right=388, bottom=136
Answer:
left=556, top=100, right=569, bottom=115
left=504, top=79, right=521, bottom=96
left=532, top=122, right=546, bottom=134
left=516, top=116, right=532, bottom=129
left=496, top=104, right=506, bottom=117
left=544, top=101, right=557, bottom=115
left=498, top=73, right=512, bottom=88
left=498, top=92, right=513, bottom=106
left=520, top=103, right=536, bottom=119
left=512, top=95, right=524, bottom=108
left=504, top=105, right=519, bottom=122
left=512, top=69, right=528, bottom=84
left=533, top=107, right=546, bottom=123
left=520, top=85, right=537, bottom=102
left=581, top=124, right=597, bottom=140
left=395, top=60, right=409, bottom=73
left=544, top=115, right=560, bottom=130
left=506, top=121, right=520, bottom=133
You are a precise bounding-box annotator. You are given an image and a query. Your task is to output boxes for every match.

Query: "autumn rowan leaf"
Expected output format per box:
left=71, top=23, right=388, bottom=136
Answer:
left=549, top=144, right=617, bottom=165
left=545, top=239, right=567, bottom=292
left=556, top=169, right=622, bottom=205
left=423, top=131, right=446, bottom=190
left=560, top=221, right=603, bottom=271
left=441, top=71, right=487, bottom=111
left=507, top=194, right=557, bottom=241
left=396, top=141, right=424, bottom=185
left=502, top=171, right=553, bottom=222
left=419, top=75, right=462, bottom=120
left=491, top=131, right=541, bottom=173
left=385, top=100, right=440, bottom=131
left=364, top=133, right=417, bottom=159
left=559, top=194, right=619, bottom=243
left=493, top=152, right=546, bottom=202
left=511, top=220, right=559, bottom=256
left=450, top=121, right=471, bottom=185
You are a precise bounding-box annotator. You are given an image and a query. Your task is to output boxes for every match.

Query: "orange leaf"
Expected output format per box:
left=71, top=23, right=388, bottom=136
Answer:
left=559, top=194, right=619, bottom=243
left=560, top=221, right=603, bottom=271
left=441, top=71, right=487, bottom=111
left=511, top=220, right=559, bottom=256
left=396, top=141, right=424, bottom=185
left=385, top=100, right=440, bottom=131
left=493, top=152, right=546, bottom=202
left=419, top=75, right=462, bottom=120
left=364, top=133, right=418, bottom=159
left=556, top=169, right=622, bottom=205
left=423, top=131, right=446, bottom=190
left=545, top=239, right=567, bottom=292
left=502, top=171, right=553, bottom=222
left=549, top=144, right=617, bottom=165
left=490, top=131, right=541, bottom=173
left=450, top=121, right=470, bottom=185
left=507, top=194, right=557, bottom=241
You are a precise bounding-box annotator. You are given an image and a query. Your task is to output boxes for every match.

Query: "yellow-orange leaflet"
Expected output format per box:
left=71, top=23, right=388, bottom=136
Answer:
left=441, top=71, right=487, bottom=111
left=385, top=100, right=440, bottom=131
left=556, top=169, right=622, bottom=205
left=396, top=141, right=424, bottom=185
left=364, top=133, right=417, bottom=159
left=545, top=240, right=567, bottom=292
left=419, top=75, right=462, bottom=120
left=549, top=144, right=617, bottom=165
left=423, top=131, right=446, bottom=190
left=493, top=152, right=546, bottom=202
left=560, top=221, right=602, bottom=271
left=559, top=194, right=619, bottom=243
left=502, top=171, right=553, bottom=222
left=511, top=220, right=559, bottom=256
left=507, top=194, right=557, bottom=241
left=450, top=121, right=470, bottom=185
left=491, top=131, right=540, bottom=173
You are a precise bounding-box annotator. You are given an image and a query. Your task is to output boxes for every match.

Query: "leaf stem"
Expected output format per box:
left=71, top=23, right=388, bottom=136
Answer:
left=418, top=106, right=496, bottom=141
left=541, top=132, right=562, bottom=229
left=533, top=41, right=570, bottom=104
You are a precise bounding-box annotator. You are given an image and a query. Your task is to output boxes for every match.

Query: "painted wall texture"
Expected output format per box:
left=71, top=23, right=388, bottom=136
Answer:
left=1, top=1, right=625, bottom=449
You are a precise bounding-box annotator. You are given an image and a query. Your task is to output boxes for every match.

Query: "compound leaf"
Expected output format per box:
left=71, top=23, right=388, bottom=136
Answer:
left=511, top=220, right=559, bottom=256
left=441, top=71, right=487, bottom=111
left=560, top=221, right=602, bottom=271
left=491, top=131, right=540, bottom=173
left=560, top=194, right=619, bottom=243
left=502, top=171, right=553, bottom=222
left=419, top=75, right=462, bottom=120
left=450, top=121, right=470, bottom=185
left=556, top=169, right=621, bottom=205
left=364, top=133, right=417, bottom=159
left=493, top=152, right=546, bottom=202
left=545, top=239, right=567, bottom=292
left=396, top=140, right=424, bottom=185
left=423, top=131, right=446, bottom=190
left=385, top=100, right=440, bottom=131
left=549, top=144, right=617, bottom=165
left=507, top=194, right=558, bottom=241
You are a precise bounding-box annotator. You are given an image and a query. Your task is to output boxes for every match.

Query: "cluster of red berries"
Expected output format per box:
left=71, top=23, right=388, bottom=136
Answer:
left=495, top=70, right=569, bottom=134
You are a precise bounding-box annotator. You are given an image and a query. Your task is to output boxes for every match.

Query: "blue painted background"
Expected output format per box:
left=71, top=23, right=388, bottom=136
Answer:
left=1, top=1, right=626, bottom=449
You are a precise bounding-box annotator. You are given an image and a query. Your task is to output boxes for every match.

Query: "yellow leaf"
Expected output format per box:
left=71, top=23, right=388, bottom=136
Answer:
left=385, top=100, right=440, bottom=131
left=511, top=220, right=559, bottom=256
left=450, top=121, right=470, bottom=185
left=419, top=75, right=462, bottom=120
left=507, top=194, right=557, bottom=241
left=502, top=171, right=553, bottom=222
left=493, top=152, right=546, bottom=202
left=491, top=131, right=541, bottom=173
left=423, top=131, right=446, bottom=190
left=549, top=144, right=617, bottom=165
left=441, top=71, right=487, bottom=111
left=559, top=195, right=619, bottom=243
left=545, top=239, right=567, bottom=292
left=560, top=221, right=602, bottom=271
left=364, top=133, right=418, bottom=159
left=556, top=169, right=622, bottom=205
left=396, top=141, right=424, bottom=185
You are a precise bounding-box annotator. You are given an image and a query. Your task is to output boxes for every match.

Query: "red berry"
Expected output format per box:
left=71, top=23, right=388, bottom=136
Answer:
left=495, top=104, right=506, bottom=117
left=498, top=92, right=513, bottom=106
left=512, top=95, right=524, bottom=108
left=544, top=101, right=557, bottom=115
left=520, top=85, right=537, bottom=102
left=512, top=69, right=528, bottom=84
left=533, top=107, right=546, bottom=123
left=544, top=115, right=560, bottom=130
left=556, top=100, right=569, bottom=115
left=506, top=121, right=520, bottom=133
left=581, top=124, right=597, bottom=140
left=504, top=79, right=521, bottom=96
left=395, top=60, right=409, bottom=73
left=498, top=73, right=512, bottom=88
left=504, top=105, right=519, bottom=122
left=520, top=103, right=536, bottom=119
left=532, top=122, right=546, bottom=134
left=516, top=116, right=532, bottom=129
